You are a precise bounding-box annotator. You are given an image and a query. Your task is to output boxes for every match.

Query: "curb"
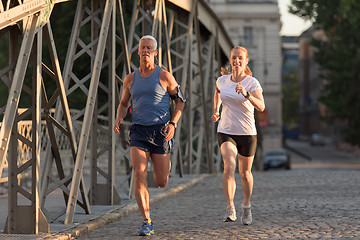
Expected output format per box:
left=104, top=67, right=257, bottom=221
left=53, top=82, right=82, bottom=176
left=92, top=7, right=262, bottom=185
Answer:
left=44, top=174, right=211, bottom=240
left=284, top=143, right=312, bottom=161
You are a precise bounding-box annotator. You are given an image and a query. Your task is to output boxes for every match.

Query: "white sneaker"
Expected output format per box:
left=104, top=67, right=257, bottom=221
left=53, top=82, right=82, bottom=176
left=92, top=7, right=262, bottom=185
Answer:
left=224, top=204, right=237, bottom=222
left=241, top=205, right=252, bottom=225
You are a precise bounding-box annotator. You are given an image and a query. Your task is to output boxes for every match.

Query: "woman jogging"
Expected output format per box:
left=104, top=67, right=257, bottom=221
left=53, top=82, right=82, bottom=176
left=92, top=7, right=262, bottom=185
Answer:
left=211, top=46, right=265, bottom=225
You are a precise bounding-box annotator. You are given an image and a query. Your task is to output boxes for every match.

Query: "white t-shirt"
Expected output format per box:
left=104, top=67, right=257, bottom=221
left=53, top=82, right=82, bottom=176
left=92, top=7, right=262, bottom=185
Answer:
left=216, top=74, right=263, bottom=135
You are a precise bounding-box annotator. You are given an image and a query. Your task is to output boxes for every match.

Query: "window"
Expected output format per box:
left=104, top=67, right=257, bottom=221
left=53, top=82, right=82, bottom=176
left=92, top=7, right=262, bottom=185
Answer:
left=243, top=27, right=253, bottom=46
left=248, top=60, right=255, bottom=75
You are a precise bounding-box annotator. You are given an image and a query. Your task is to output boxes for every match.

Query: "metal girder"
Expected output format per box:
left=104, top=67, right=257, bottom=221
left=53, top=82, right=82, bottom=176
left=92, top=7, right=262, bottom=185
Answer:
left=39, top=21, right=91, bottom=223
left=194, top=2, right=212, bottom=173
left=88, top=0, right=120, bottom=206
left=2, top=15, right=49, bottom=234
left=168, top=1, right=195, bottom=175
left=168, top=0, right=233, bottom=57
left=63, top=0, right=118, bottom=224
left=0, top=15, right=39, bottom=188
left=0, top=0, right=46, bottom=30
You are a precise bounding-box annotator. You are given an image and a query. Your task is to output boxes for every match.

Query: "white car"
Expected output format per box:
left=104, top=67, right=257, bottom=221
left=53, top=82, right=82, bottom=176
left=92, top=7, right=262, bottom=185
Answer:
left=310, top=133, right=325, bottom=146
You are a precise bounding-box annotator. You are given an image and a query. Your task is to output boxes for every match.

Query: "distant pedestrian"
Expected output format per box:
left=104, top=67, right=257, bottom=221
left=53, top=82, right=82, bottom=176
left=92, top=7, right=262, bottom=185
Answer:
left=211, top=46, right=265, bottom=225
left=114, top=35, right=185, bottom=236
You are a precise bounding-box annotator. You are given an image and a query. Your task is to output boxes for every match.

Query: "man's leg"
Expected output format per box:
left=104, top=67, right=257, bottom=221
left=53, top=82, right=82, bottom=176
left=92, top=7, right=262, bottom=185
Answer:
left=130, top=146, right=151, bottom=220
left=151, top=153, right=170, bottom=188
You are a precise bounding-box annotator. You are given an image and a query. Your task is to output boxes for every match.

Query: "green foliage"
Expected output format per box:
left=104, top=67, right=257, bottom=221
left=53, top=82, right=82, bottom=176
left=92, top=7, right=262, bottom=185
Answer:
left=282, top=69, right=299, bottom=125
left=290, top=0, right=360, bottom=145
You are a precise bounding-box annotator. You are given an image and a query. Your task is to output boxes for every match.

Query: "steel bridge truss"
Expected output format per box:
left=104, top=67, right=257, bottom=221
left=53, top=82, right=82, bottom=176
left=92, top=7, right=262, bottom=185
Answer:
left=0, top=0, right=232, bottom=234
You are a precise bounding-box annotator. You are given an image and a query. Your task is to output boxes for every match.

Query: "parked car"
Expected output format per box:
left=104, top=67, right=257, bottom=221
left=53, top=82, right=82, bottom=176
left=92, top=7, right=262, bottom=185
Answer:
left=263, top=149, right=291, bottom=170
left=310, top=133, right=325, bottom=146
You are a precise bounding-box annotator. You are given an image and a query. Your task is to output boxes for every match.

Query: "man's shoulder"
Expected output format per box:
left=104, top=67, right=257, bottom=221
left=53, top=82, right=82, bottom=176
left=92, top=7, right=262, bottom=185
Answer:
left=123, top=72, right=135, bottom=87
left=159, top=67, right=174, bottom=81
left=125, top=71, right=135, bottom=80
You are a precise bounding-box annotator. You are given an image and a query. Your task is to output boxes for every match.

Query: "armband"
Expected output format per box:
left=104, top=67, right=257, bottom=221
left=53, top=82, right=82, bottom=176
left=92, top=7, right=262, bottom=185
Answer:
left=170, top=85, right=186, bottom=102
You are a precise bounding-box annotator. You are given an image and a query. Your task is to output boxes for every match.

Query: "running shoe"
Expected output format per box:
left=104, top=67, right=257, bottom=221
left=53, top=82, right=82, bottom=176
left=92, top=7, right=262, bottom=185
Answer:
left=138, top=219, right=154, bottom=236
left=223, top=204, right=237, bottom=222
left=241, top=205, right=252, bottom=225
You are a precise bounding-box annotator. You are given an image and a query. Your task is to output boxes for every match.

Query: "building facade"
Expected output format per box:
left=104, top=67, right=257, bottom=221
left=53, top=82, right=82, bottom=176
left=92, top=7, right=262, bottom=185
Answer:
left=207, top=0, right=283, bottom=152
left=298, top=26, right=330, bottom=138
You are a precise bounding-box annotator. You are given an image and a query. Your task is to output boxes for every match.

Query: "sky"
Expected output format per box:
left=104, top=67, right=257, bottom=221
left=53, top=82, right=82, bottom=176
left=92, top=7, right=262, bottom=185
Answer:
left=278, top=0, right=312, bottom=36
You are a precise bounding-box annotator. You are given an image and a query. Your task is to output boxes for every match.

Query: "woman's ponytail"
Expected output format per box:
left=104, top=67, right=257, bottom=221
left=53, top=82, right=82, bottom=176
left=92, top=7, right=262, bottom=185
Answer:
left=245, top=65, right=252, bottom=77
left=221, top=65, right=231, bottom=76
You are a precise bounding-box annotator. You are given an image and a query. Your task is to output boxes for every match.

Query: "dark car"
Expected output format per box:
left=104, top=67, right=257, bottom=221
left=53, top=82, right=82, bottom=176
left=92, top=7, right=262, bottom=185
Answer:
left=263, top=149, right=291, bottom=170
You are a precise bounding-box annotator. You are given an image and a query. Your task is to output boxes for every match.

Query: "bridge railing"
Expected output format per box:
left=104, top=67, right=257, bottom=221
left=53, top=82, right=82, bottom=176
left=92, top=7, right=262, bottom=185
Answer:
left=0, top=111, right=129, bottom=191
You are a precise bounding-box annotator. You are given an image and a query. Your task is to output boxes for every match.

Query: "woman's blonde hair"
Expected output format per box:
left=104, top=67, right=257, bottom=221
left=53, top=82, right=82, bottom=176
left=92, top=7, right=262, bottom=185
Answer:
left=221, top=46, right=252, bottom=76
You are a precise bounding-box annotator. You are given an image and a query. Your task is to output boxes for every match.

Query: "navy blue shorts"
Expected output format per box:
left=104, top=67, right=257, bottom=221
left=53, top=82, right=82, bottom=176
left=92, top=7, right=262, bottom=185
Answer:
left=129, top=123, right=173, bottom=154
left=217, top=133, right=257, bottom=157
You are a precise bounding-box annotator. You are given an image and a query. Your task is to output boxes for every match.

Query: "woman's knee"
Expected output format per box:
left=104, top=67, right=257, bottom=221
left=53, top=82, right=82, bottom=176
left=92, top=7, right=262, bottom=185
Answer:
left=240, top=170, right=252, bottom=182
left=223, top=161, right=236, bottom=175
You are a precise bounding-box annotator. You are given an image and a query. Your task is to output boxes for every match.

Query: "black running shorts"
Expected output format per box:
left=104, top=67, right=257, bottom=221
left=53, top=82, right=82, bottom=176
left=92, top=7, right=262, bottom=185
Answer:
left=217, top=132, right=257, bottom=157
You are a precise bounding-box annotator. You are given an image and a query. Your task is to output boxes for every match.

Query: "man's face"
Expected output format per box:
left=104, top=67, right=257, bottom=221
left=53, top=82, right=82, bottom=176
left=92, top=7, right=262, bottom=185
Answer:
left=138, top=39, right=157, bottom=62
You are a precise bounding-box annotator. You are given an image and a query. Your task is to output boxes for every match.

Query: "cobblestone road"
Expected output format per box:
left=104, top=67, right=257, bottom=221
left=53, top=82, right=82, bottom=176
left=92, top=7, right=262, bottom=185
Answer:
left=77, top=169, right=360, bottom=239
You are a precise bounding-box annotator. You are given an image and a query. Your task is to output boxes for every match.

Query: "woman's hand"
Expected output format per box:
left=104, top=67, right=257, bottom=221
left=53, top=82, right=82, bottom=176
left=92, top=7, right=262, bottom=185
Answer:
left=211, top=112, right=220, bottom=122
left=235, top=82, right=247, bottom=97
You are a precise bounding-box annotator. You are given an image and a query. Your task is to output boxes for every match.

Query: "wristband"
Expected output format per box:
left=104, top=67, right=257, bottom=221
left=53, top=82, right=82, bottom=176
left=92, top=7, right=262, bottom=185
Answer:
left=169, top=121, right=177, bottom=128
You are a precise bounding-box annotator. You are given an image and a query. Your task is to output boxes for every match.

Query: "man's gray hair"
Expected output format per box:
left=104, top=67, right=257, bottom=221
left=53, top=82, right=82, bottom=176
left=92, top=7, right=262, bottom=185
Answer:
left=140, top=35, right=157, bottom=50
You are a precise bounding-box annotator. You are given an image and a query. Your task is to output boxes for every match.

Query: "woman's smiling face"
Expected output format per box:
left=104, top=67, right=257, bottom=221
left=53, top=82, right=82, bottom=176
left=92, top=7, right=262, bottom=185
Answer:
left=230, top=48, right=248, bottom=73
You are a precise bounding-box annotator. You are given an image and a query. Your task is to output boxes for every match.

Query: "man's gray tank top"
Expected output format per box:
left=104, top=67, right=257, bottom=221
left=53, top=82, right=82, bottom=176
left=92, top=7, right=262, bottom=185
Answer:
left=130, top=66, right=170, bottom=126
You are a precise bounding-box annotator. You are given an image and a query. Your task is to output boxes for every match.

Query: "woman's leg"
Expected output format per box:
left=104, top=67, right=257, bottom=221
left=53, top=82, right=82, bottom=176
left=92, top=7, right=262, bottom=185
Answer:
left=220, top=142, right=238, bottom=206
left=238, top=155, right=254, bottom=206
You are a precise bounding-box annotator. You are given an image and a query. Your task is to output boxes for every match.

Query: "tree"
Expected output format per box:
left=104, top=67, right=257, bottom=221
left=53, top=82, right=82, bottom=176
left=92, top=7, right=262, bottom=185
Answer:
left=289, top=0, right=360, bottom=145
left=282, top=69, right=299, bottom=125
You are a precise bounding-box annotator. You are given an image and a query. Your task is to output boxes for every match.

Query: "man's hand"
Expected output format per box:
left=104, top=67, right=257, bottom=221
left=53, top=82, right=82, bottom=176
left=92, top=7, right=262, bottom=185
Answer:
left=114, top=118, right=123, bottom=134
left=165, top=123, right=175, bottom=141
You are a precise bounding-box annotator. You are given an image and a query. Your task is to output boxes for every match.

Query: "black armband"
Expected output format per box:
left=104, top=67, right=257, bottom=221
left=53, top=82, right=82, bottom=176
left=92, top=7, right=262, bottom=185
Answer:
left=170, top=85, right=186, bottom=102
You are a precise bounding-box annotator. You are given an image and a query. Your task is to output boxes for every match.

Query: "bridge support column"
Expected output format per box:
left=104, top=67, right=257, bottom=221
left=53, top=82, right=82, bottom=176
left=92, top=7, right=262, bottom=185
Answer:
left=3, top=15, right=49, bottom=234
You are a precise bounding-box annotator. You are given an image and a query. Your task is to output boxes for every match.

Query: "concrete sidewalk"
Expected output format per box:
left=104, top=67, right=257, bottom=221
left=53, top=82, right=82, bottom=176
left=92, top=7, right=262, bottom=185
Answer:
left=0, top=174, right=210, bottom=240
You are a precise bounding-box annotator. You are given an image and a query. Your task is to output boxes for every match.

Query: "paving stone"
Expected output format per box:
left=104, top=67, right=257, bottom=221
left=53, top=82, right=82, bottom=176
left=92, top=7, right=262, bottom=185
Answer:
left=72, top=169, right=360, bottom=239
